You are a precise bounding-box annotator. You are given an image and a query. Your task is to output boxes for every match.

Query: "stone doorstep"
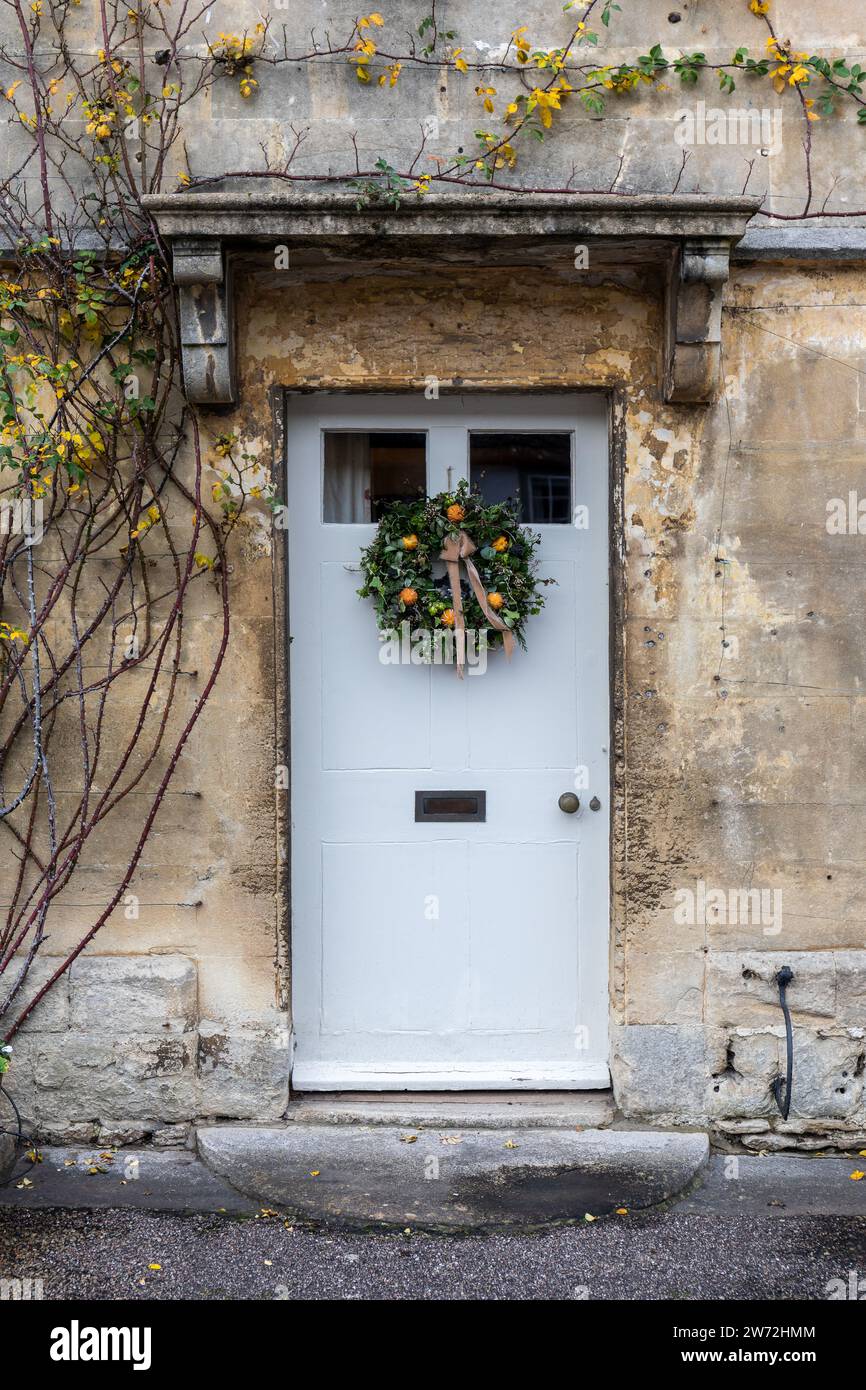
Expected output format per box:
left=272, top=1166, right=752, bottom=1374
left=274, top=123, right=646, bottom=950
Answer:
left=195, top=1124, right=709, bottom=1231
left=285, top=1089, right=616, bottom=1131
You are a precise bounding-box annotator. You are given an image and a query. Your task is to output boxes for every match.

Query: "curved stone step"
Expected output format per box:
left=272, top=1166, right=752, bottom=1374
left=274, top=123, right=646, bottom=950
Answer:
left=197, top=1125, right=708, bottom=1230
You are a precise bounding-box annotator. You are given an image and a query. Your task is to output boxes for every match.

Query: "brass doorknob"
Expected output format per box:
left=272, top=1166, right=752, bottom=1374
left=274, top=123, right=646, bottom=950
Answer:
left=558, top=792, right=580, bottom=813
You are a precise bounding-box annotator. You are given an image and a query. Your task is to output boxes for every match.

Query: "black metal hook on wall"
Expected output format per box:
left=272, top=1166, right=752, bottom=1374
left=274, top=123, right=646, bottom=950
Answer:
left=772, top=965, right=794, bottom=1120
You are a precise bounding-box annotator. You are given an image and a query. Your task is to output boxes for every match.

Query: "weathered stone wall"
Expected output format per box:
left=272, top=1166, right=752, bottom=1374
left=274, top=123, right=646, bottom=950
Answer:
left=13, top=252, right=864, bottom=1141
left=2, top=1, right=864, bottom=233
left=3, top=2, right=865, bottom=1140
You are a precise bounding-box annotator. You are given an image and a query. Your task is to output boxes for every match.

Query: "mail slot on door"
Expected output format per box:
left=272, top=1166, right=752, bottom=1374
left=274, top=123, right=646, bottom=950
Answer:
left=414, top=791, right=486, bottom=823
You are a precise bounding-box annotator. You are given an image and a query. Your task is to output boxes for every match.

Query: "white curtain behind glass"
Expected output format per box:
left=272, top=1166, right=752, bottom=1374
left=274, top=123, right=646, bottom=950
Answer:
left=323, top=433, right=371, bottom=522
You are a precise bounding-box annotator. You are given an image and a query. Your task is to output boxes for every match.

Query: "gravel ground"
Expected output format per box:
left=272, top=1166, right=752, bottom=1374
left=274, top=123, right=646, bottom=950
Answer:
left=2, top=1206, right=864, bottom=1301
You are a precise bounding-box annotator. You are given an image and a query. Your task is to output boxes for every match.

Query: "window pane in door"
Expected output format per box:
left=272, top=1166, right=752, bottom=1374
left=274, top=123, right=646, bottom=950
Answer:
left=323, top=431, right=426, bottom=522
left=469, top=432, right=572, bottom=523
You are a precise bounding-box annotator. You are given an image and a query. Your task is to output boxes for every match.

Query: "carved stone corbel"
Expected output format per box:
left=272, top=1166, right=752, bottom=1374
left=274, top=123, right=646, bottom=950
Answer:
left=172, top=238, right=236, bottom=407
left=664, top=236, right=731, bottom=404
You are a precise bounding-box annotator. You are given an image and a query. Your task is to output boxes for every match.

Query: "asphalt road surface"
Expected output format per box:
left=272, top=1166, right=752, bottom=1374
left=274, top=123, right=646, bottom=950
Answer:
left=2, top=1205, right=864, bottom=1301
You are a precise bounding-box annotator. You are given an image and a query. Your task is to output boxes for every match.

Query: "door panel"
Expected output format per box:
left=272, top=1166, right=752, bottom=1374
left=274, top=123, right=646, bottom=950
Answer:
left=287, top=395, right=610, bottom=1090
left=320, top=560, right=432, bottom=770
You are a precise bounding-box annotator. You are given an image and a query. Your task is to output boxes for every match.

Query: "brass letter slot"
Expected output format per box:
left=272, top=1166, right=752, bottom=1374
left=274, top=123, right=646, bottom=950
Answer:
left=414, top=791, right=486, bottom=823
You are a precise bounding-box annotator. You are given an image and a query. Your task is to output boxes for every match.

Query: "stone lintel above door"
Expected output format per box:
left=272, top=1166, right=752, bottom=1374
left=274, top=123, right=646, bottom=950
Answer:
left=142, top=192, right=761, bottom=408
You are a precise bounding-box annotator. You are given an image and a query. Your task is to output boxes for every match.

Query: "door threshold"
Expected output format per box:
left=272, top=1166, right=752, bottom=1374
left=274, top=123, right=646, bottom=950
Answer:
left=291, top=1062, right=611, bottom=1092
left=286, top=1089, right=615, bottom=1130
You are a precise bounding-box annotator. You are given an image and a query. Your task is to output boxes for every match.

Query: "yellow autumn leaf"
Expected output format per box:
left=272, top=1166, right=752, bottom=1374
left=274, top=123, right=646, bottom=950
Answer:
left=148, top=1263, right=162, bottom=1270
left=749, top=1, right=770, bottom=13
left=850, top=1170, right=865, bottom=1181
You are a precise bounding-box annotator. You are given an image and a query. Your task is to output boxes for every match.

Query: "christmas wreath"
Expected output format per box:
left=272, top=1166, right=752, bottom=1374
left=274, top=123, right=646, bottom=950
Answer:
left=357, top=480, right=551, bottom=668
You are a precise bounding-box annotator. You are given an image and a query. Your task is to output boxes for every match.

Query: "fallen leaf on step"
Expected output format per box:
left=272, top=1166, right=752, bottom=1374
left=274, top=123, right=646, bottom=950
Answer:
left=440, top=1135, right=462, bottom=1145
left=504, top=1140, right=518, bottom=1149
left=849, top=1170, right=865, bottom=1181
left=584, top=1213, right=596, bottom=1222
left=399, top=1134, right=418, bottom=1143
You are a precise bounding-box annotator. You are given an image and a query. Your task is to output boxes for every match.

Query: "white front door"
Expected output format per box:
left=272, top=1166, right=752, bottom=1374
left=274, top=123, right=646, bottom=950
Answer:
left=286, top=395, right=610, bottom=1090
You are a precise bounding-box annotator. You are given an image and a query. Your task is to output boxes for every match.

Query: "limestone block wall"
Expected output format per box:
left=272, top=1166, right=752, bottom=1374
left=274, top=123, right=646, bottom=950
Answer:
left=11, top=954, right=288, bottom=1142
left=5, top=253, right=865, bottom=1140
left=2, top=2, right=864, bottom=233
left=2, top=1, right=865, bottom=1141
left=6, top=250, right=865, bottom=1141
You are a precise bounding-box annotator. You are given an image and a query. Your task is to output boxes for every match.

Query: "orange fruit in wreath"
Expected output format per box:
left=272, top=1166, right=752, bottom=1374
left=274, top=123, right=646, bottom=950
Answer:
left=440, top=609, right=456, bottom=627
left=402, top=534, right=419, bottom=550
left=492, top=535, right=508, bottom=552
left=446, top=503, right=465, bottom=523
left=487, top=592, right=504, bottom=610
left=399, top=587, right=418, bottom=605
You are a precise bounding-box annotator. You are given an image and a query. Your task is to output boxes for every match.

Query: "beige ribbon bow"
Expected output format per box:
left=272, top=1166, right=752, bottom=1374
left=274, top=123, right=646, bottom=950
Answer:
left=439, top=529, right=515, bottom=678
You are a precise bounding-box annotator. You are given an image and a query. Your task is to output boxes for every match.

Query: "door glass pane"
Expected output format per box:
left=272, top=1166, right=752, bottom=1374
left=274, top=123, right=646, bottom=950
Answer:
left=323, top=431, right=426, bottom=522
left=469, top=432, right=572, bottom=523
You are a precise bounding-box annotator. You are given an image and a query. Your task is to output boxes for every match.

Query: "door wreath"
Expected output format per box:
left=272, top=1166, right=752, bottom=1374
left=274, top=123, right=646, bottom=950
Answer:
left=357, top=481, right=552, bottom=674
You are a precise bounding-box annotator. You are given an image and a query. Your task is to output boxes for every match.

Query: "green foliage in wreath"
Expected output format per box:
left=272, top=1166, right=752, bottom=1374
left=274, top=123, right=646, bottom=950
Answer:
left=357, top=480, right=552, bottom=650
